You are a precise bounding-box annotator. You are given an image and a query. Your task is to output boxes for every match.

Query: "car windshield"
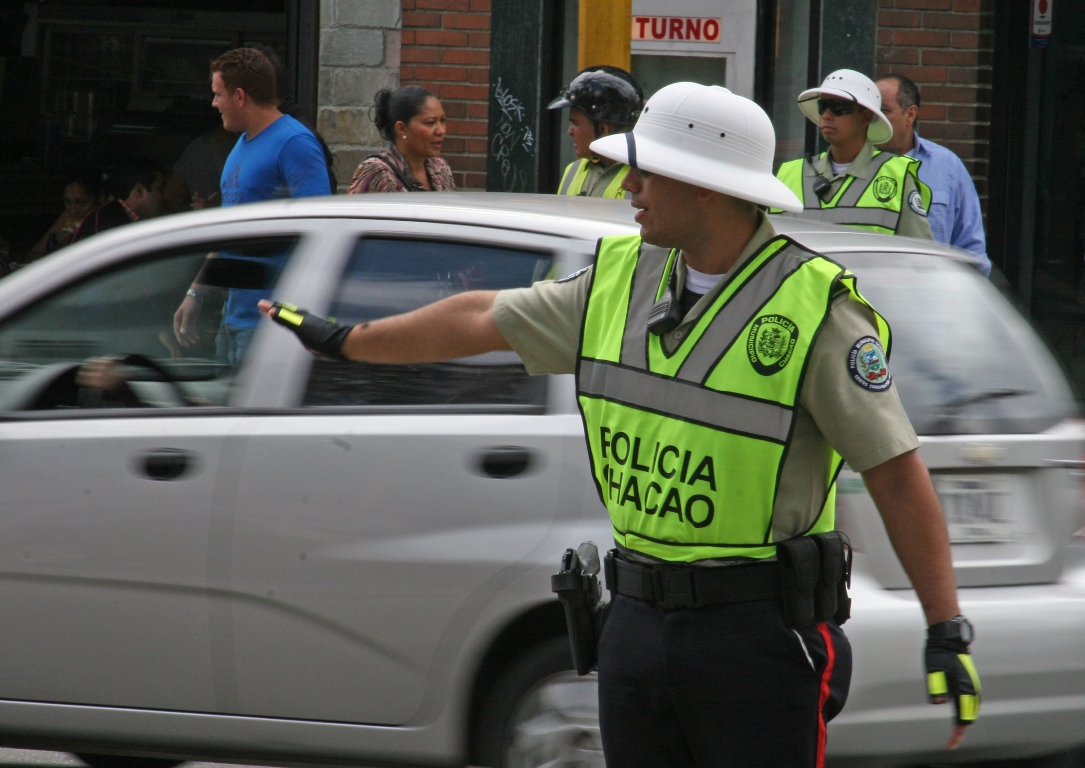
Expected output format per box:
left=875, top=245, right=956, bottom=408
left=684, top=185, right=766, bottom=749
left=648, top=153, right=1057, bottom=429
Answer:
left=842, top=251, right=1078, bottom=435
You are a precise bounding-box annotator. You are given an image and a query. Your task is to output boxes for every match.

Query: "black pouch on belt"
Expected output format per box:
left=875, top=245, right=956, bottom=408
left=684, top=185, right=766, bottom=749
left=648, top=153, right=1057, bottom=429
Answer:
left=775, top=536, right=821, bottom=628
left=811, top=531, right=853, bottom=625
left=810, top=532, right=842, bottom=622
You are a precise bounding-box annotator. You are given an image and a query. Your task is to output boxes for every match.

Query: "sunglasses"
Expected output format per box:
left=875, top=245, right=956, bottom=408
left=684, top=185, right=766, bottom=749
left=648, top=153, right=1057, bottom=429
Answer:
left=817, top=98, right=857, bottom=117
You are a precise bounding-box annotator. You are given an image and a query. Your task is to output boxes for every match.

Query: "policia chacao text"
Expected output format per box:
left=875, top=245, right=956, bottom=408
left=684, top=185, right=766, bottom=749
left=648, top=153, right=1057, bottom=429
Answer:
left=260, top=83, right=980, bottom=768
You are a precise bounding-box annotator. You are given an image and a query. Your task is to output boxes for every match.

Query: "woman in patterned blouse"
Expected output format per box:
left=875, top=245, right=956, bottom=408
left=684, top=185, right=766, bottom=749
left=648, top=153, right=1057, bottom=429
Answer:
left=348, top=86, right=456, bottom=193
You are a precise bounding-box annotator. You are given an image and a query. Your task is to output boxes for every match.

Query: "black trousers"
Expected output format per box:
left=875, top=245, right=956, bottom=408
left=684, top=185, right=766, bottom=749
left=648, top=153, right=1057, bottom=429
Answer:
left=597, top=594, right=852, bottom=768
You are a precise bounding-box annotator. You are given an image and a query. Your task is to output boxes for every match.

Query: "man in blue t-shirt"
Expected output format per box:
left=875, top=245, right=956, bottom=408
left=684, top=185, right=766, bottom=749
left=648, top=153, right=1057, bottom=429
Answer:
left=173, top=47, right=331, bottom=366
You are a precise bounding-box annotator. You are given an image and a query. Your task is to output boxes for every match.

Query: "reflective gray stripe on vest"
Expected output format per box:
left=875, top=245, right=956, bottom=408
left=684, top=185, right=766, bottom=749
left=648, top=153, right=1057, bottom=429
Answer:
left=578, top=359, right=793, bottom=443
left=558, top=161, right=583, bottom=195
left=836, top=152, right=896, bottom=207
left=799, top=206, right=901, bottom=230
left=802, top=160, right=824, bottom=210
left=621, top=244, right=671, bottom=369
left=677, top=244, right=811, bottom=384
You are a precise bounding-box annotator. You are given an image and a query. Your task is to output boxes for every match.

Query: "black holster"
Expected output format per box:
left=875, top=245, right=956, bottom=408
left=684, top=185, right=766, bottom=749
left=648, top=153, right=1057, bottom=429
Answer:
left=776, top=531, right=852, bottom=629
left=551, top=543, right=605, bottom=675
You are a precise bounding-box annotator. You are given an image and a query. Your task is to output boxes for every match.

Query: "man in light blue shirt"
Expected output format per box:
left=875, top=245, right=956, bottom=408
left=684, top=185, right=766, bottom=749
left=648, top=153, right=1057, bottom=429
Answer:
left=876, top=74, right=990, bottom=277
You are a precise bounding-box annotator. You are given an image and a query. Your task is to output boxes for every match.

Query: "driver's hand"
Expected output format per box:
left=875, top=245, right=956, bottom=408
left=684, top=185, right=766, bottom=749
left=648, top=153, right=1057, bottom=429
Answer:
left=75, top=357, right=125, bottom=391
left=174, top=295, right=202, bottom=347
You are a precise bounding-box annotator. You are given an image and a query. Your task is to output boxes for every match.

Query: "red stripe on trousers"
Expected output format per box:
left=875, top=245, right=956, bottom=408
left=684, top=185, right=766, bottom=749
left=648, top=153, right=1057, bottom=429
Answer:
left=815, top=622, right=836, bottom=768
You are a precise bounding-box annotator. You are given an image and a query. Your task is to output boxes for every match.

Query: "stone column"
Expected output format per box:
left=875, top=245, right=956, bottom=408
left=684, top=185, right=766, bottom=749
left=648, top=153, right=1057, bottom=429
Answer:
left=319, top=0, right=402, bottom=190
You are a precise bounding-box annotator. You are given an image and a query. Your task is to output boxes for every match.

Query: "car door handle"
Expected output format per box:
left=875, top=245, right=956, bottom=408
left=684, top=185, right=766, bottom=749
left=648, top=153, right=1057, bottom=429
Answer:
left=477, top=446, right=533, bottom=479
left=140, top=448, right=194, bottom=481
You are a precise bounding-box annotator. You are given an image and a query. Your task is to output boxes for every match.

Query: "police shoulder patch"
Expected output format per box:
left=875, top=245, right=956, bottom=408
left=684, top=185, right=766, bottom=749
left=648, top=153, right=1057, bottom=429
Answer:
left=848, top=336, right=892, bottom=392
left=556, top=266, right=590, bottom=283
left=908, top=189, right=927, bottom=217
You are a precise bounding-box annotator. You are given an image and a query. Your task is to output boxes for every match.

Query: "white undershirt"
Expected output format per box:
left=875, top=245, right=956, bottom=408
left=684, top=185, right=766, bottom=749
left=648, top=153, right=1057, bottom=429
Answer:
left=684, top=264, right=726, bottom=295
left=830, top=160, right=851, bottom=176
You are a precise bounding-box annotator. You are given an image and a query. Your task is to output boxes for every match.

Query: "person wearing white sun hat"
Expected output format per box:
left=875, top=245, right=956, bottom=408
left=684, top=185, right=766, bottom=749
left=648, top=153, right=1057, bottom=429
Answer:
left=772, top=69, right=934, bottom=239
left=257, top=82, right=978, bottom=767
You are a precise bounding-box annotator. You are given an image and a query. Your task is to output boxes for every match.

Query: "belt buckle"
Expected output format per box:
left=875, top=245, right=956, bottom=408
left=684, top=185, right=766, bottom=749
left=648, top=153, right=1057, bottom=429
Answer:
left=654, top=566, right=696, bottom=609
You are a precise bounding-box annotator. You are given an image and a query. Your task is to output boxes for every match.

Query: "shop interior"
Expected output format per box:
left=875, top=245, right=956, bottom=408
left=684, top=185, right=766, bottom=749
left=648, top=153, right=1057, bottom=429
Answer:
left=0, top=0, right=286, bottom=266
left=1027, top=4, right=1085, bottom=394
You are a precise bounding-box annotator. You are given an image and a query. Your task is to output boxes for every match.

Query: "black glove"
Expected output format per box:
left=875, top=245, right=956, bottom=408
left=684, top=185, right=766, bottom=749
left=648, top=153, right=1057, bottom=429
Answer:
left=925, top=619, right=981, bottom=726
left=267, top=302, right=353, bottom=361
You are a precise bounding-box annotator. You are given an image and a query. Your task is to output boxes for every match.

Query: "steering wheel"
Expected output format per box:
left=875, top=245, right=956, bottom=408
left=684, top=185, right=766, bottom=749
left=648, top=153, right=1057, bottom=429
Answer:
left=25, top=353, right=191, bottom=410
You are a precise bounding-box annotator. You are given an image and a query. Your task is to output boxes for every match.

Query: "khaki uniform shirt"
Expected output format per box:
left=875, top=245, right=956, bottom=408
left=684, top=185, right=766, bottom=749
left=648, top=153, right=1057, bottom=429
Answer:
left=494, top=212, right=920, bottom=550
left=809, top=139, right=934, bottom=240
left=580, top=160, right=630, bottom=199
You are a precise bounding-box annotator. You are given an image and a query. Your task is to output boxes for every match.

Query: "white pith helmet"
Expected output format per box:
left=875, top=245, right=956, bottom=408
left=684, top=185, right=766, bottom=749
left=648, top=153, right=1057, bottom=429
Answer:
left=588, top=82, right=802, bottom=213
left=797, top=69, right=894, bottom=145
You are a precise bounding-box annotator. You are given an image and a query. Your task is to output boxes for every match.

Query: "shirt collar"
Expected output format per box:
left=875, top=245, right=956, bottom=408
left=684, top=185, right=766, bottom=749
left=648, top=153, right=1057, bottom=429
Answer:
left=811, top=138, right=877, bottom=179
left=385, top=143, right=430, bottom=190
left=907, top=130, right=932, bottom=159
left=675, top=209, right=777, bottom=293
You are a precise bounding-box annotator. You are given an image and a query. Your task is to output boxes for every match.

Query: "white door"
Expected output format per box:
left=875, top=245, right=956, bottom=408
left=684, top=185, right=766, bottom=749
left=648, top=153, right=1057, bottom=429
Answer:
left=0, top=229, right=307, bottom=712
left=225, top=225, right=578, bottom=724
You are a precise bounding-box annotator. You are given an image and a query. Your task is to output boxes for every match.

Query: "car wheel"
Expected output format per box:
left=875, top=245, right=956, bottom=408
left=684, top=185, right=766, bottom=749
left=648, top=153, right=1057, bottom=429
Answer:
left=76, top=754, right=185, bottom=768
left=475, top=636, right=604, bottom=768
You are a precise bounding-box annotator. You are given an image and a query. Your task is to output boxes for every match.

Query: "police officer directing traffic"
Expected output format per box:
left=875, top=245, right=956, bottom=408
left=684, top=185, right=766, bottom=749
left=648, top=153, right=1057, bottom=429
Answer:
left=774, top=69, right=934, bottom=239
left=259, top=82, right=980, bottom=767
left=549, top=66, right=644, bottom=199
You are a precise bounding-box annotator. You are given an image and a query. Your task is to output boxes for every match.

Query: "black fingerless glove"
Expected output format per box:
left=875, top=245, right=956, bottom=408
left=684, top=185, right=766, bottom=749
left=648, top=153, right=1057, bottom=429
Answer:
left=267, top=302, right=353, bottom=361
left=925, top=621, right=981, bottom=726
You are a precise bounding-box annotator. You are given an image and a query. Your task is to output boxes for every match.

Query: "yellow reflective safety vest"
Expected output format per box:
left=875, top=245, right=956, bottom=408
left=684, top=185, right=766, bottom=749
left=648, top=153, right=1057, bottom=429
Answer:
left=772, top=151, right=932, bottom=235
left=576, top=235, right=891, bottom=562
left=558, top=159, right=630, bottom=199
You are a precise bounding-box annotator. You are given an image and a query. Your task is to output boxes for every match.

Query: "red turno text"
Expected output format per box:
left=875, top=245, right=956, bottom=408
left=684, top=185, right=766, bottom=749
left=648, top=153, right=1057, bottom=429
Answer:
left=631, top=17, right=722, bottom=42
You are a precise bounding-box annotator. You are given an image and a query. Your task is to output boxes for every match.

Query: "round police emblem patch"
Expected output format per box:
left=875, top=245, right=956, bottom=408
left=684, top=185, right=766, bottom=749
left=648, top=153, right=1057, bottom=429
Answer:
left=908, top=189, right=927, bottom=216
left=747, top=315, right=799, bottom=376
left=873, top=175, right=898, bottom=203
left=848, top=336, right=892, bottom=392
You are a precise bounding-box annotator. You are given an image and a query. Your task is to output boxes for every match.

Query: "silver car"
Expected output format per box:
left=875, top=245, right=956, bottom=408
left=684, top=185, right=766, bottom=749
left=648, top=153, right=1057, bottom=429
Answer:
left=0, top=194, right=1082, bottom=768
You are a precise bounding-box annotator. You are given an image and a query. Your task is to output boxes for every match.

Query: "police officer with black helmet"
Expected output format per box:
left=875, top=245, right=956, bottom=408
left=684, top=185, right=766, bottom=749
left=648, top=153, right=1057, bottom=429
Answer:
left=259, top=82, right=981, bottom=768
left=549, top=66, right=644, bottom=199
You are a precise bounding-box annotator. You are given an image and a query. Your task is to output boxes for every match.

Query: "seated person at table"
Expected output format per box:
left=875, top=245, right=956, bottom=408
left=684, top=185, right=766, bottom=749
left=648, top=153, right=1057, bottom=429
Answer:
left=24, top=172, right=106, bottom=262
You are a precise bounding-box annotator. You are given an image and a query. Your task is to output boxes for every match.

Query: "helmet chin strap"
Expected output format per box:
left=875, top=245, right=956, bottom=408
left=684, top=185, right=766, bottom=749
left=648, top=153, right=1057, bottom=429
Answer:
left=589, top=123, right=621, bottom=165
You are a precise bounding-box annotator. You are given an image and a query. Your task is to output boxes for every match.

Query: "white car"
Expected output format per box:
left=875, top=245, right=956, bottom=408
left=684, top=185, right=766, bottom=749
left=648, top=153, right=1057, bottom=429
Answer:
left=0, top=194, right=1082, bottom=768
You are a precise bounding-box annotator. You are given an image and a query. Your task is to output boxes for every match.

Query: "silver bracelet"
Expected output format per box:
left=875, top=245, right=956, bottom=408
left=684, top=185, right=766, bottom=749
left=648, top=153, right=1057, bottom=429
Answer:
left=186, top=289, right=203, bottom=303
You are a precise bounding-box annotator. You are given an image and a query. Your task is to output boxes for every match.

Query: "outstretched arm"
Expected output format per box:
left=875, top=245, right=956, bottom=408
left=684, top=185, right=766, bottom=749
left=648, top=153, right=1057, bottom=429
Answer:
left=257, top=290, right=511, bottom=363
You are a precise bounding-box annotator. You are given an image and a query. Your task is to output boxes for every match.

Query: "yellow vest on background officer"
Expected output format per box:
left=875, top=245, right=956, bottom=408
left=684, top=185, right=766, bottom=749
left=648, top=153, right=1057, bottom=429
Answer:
left=264, top=80, right=980, bottom=768
left=772, top=69, right=933, bottom=239
left=548, top=66, right=644, bottom=199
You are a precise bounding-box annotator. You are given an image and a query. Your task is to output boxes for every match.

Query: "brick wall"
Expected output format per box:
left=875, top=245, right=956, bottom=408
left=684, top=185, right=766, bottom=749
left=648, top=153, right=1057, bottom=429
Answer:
left=400, top=0, right=492, bottom=189
left=875, top=0, right=994, bottom=206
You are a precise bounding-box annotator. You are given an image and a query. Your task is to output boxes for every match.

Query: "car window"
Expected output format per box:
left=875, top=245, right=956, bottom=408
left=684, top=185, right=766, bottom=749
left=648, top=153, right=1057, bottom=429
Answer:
left=0, top=236, right=299, bottom=412
left=303, top=237, right=553, bottom=408
left=846, top=252, right=1078, bottom=435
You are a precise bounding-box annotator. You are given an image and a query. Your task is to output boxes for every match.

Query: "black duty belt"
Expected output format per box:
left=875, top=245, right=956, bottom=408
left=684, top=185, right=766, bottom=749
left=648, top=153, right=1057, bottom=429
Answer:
left=604, top=552, right=781, bottom=610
